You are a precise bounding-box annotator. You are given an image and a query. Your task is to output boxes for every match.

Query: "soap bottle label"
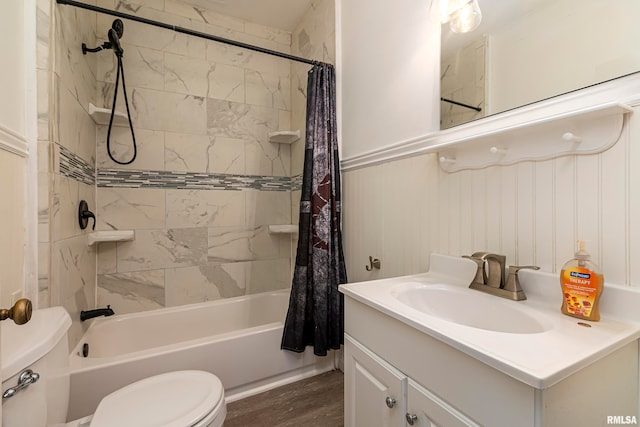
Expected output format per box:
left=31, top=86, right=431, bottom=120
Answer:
left=561, top=267, right=599, bottom=318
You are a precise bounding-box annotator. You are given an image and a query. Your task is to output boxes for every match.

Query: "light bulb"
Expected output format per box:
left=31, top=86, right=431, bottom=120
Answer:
left=449, top=0, right=482, bottom=33
left=440, top=0, right=469, bottom=24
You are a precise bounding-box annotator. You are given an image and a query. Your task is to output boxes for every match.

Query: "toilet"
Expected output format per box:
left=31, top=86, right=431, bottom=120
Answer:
left=1, top=306, right=226, bottom=427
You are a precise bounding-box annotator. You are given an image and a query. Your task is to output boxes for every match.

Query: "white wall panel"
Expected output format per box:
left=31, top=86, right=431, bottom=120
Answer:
left=500, top=165, right=517, bottom=263
left=534, top=161, right=554, bottom=272
left=447, top=171, right=462, bottom=256
left=575, top=155, right=601, bottom=266
left=553, top=156, right=576, bottom=273
left=601, top=123, right=628, bottom=285
left=458, top=171, right=474, bottom=257
left=516, top=163, right=535, bottom=266
left=343, top=153, right=437, bottom=283
left=436, top=169, right=450, bottom=256
left=485, top=166, right=502, bottom=253
left=342, top=166, right=385, bottom=283
left=469, top=169, right=486, bottom=252
left=382, top=155, right=433, bottom=278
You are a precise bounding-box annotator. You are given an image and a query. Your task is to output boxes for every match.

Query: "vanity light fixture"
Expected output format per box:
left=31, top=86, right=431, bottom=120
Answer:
left=440, top=0, right=482, bottom=34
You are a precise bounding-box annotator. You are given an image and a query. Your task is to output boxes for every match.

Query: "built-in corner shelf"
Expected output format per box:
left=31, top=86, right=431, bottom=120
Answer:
left=268, top=225, right=298, bottom=235
left=268, top=130, right=300, bottom=144
left=88, top=103, right=129, bottom=127
left=437, top=102, right=633, bottom=172
left=87, top=230, right=135, bottom=246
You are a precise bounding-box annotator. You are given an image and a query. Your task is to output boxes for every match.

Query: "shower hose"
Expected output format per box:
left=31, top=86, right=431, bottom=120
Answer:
left=106, top=51, right=137, bottom=165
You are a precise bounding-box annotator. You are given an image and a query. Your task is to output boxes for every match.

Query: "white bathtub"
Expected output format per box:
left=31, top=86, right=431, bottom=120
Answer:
left=67, top=290, right=334, bottom=420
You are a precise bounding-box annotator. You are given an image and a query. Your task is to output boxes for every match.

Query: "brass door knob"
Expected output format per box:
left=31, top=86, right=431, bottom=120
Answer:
left=0, top=299, right=33, bottom=325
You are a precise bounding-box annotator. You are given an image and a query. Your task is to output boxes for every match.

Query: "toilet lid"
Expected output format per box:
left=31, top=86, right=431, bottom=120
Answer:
left=91, top=370, right=224, bottom=427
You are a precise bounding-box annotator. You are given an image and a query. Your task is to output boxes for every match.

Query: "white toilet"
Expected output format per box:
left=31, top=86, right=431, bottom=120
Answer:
left=1, top=306, right=227, bottom=427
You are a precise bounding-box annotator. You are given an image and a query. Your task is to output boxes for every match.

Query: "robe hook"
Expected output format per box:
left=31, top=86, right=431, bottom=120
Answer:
left=365, top=256, right=381, bottom=271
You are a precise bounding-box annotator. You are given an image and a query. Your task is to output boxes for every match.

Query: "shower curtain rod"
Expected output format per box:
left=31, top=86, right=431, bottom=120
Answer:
left=440, top=97, right=482, bottom=112
left=56, top=0, right=325, bottom=67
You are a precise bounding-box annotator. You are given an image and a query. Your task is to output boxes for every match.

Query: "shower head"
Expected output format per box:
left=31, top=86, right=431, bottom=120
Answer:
left=81, top=19, right=125, bottom=56
left=108, top=28, right=124, bottom=57
left=111, top=19, right=124, bottom=39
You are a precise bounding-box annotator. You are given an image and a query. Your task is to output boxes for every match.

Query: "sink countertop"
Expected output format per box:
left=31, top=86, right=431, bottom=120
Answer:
left=339, top=253, right=640, bottom=389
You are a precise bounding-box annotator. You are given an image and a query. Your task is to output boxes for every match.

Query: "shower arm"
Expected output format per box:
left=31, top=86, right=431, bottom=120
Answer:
left=81, top=41, right=112, bottom=55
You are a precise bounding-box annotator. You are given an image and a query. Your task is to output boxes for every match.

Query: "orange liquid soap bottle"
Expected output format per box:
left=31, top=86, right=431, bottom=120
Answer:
left=560, top=240, right=604, bottom=321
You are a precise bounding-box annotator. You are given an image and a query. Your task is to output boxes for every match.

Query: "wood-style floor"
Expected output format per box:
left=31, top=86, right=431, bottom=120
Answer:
left=225, top=370, right=344, bottom=427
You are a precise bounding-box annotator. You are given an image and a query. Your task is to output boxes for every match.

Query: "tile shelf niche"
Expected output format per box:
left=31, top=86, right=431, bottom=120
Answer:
left=437, top=102, right=633, bottom=172
left=268, top=225, right=298, bottom=235
left=88, top=103, right=129, bottom=127
left=268, top=130, right=300, bottom=144
left=87, top=230, right=135, bottom=246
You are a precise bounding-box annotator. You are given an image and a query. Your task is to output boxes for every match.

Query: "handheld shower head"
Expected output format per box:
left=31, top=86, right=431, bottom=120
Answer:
left=108, top=28, right=124, bottom=57
left=111, top=19, right=124, bottom=39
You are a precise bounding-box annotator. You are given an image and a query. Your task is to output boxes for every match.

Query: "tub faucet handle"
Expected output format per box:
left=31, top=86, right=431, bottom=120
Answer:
left=78, top=200, right=96, bottom=230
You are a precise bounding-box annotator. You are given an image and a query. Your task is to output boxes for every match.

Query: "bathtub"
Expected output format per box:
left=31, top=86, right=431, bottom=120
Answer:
left=67, top=290, right=335, bottom=420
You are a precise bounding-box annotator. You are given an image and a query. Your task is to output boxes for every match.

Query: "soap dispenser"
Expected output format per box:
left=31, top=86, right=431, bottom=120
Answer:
left=560, top=240, right=604, bottom=321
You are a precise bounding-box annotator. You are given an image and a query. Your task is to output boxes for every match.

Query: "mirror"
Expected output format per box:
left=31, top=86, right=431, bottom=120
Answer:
left=440, top=0, right=640, bottom=129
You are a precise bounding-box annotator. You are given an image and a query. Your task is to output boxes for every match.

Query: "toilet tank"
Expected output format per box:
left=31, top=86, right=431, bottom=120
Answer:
left=2, top=306, right=72, bottom=427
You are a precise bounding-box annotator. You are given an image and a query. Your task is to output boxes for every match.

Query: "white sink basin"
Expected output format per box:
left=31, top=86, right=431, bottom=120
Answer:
left=340, top=254, right=640, bottom=389
left=391, top=283, right=552, bottom=334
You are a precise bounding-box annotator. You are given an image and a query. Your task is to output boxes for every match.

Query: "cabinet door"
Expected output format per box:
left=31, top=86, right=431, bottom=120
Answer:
left=345, top=335, right=406, bottom=427
left=406, top=379, right=479, bottom=427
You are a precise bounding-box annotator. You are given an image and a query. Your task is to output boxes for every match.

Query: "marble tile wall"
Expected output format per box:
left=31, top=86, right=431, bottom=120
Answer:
left=37, top=0, right=52, bottom=308
left=91, top=0, right=304, bottom=314
left=37, top=0, right=337, bottom=329
left=37, top=0, right=99, bottom=347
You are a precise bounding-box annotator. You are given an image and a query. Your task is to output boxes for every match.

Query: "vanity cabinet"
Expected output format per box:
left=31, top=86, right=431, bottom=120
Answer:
left=344, top=335, right=405, bottom=427
left=345, top=335, right=478, bottom=427
left=343, top=296, right=639, bottom=427
left=406, top=379, right=477, bottom=427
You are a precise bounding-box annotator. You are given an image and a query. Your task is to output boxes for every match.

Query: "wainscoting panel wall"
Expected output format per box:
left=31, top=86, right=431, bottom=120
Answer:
left=342, top=104, right=640, bottom=292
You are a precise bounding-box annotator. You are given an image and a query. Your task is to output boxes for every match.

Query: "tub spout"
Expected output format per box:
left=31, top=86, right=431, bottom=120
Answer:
left=80, top=306, right=114, bottom=322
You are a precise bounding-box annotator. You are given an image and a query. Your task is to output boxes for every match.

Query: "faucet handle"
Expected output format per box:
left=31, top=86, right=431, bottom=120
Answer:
left=463, top=255, right=485, bottom=286
left=483, top=254, right=507, bottom=288
left=504, top=265, right=540, bottom=294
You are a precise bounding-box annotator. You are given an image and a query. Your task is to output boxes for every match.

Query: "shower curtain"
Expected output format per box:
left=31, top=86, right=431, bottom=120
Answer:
left=281, top=63, right=347, bottom=356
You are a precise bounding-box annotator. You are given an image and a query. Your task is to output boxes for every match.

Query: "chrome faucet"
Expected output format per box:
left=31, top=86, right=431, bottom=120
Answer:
left=464, top=252, right=539, bottom=301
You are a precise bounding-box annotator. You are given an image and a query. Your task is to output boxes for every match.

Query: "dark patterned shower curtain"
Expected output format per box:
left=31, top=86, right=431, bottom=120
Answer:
left=280, top=63, right=347, bottom=356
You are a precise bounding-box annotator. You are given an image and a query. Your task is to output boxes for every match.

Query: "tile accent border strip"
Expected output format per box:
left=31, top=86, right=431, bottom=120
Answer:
left=98, top=169, right=303, bottom=191
left=59, top=145, right=95, bottom=185
left=57, top=148, right=303, bottom=191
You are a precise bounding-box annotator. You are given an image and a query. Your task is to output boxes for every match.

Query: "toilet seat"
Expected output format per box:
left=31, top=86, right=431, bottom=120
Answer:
left=90, top=370, right=225, bottom=427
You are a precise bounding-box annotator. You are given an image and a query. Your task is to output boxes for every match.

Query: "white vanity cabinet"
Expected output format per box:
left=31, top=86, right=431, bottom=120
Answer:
left=344, top=335, right=405, bottom=427
left=345, top=335, right=478, bottom=427
left=343, top=295, right=639, bottom=427
left=405, top=379, right=477, bottom=427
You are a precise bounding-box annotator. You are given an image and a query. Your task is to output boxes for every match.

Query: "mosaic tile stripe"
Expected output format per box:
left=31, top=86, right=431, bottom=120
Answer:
left=97, top=169, right=303, bottom=191
left=59, top=146, right=95, bottom=185
left=57, top=146, right=303, bottom=191
left=291, top=174, right=303, bottom=191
